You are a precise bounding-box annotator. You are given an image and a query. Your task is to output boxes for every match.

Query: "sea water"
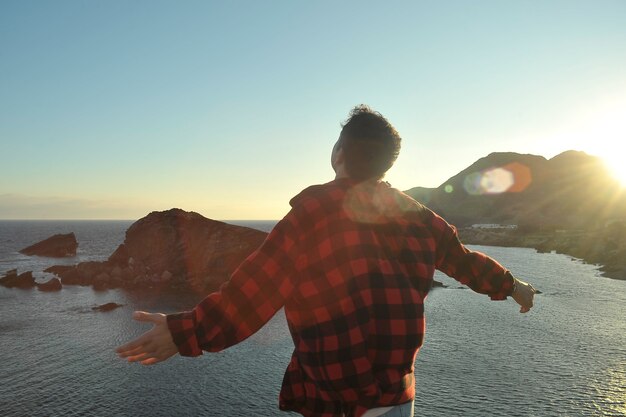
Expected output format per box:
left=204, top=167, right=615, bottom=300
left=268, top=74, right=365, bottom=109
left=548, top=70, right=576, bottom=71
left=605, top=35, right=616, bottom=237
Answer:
left=0, top=221, right=624, bottom=416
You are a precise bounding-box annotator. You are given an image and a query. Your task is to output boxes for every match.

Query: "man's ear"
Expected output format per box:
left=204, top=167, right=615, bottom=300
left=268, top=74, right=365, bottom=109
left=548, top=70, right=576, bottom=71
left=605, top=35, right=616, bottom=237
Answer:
left=334, top=146, right=345, bottom=164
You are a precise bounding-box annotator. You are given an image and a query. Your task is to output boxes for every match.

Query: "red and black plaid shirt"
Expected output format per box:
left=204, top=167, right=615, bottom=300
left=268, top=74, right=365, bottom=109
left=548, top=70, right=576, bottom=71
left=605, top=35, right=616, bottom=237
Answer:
left=167, top=178, right=514, bottom=417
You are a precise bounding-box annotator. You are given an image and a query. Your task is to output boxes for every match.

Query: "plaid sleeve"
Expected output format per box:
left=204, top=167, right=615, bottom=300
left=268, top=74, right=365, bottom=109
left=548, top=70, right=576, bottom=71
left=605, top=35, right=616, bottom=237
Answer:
left=430, top=212, right=515, bottom=300
left=166, top=214, right=299, bottom=356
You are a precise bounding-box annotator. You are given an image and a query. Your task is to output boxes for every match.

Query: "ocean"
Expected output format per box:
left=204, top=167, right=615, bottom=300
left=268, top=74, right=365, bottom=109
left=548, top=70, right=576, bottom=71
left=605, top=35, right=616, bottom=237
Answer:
left=0, top=220, right=624, bottom=417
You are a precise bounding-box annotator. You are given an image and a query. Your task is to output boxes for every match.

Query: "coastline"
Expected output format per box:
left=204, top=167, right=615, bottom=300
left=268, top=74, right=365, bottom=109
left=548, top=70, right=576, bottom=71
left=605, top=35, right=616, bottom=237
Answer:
left=459, top=226, right=626, bottom=280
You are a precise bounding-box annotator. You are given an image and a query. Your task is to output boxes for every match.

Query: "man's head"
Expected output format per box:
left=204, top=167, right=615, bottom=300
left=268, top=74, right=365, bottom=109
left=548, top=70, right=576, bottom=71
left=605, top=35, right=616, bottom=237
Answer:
left=332, top=105, right=401, bottom=181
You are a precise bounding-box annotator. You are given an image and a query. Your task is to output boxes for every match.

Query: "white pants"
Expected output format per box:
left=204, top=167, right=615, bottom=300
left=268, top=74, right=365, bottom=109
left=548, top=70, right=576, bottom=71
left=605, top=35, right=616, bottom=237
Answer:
left=362, top=399, right=415, bottom=417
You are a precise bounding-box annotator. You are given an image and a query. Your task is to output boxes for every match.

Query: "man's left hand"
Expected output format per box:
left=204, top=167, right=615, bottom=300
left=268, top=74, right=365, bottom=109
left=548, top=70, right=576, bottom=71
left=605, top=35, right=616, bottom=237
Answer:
left=512, top=278, right=537, bottom=313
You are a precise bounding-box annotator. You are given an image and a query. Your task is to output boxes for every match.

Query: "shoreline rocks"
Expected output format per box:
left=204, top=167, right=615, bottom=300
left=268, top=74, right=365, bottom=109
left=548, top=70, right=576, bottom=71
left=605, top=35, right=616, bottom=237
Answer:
left=0, top=269, right=36, bottom=289
left=459, top=226, right=626, bottom=280
left=37, top=277, right=62, bottom=292
left=19, top=233, right=78, bottom=258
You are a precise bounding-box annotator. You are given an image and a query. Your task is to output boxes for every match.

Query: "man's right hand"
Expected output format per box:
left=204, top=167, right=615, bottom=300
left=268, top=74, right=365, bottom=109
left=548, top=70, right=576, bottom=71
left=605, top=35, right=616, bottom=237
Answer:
left=116, top=311, right=179, bottom=365
left=512, top=278, right=537, bottom=313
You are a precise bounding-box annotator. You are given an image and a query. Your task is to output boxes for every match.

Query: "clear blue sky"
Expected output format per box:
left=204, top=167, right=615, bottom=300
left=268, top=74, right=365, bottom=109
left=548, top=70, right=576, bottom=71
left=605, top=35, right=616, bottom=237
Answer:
left=2, top=0, right=625, bottom=219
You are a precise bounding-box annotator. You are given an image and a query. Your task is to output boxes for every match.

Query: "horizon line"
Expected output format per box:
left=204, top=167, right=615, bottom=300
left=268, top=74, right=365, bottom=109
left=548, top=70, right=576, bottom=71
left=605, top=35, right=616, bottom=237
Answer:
left=0, top=218, right=281, bottom=222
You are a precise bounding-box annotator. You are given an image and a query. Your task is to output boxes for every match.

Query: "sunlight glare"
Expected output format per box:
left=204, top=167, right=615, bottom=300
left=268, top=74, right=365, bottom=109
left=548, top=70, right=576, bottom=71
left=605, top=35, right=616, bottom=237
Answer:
left=603, top=153, right=626, bottom=188
left=591, top=106, right=626, bottom=187
left=529, top=102, right=626, bottom=188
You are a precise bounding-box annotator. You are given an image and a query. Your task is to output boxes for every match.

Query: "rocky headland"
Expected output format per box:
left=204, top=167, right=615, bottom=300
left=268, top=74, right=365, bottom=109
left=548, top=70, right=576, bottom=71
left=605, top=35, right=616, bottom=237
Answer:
left=405, top=150, right=626, bottom=280
left=45, top=208, right=268, bottom=293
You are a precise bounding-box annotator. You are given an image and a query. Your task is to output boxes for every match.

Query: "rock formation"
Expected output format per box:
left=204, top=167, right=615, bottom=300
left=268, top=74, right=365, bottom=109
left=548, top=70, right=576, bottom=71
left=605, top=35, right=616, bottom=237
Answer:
left=0, top=270, right=36, bottom=289
left=47, top=209, right=268, bottom=293
left=37, top=277, right=62, bottom=292
left=92, top=302, right=123, bottom=312
left=19, top=233, right=78, bottom=257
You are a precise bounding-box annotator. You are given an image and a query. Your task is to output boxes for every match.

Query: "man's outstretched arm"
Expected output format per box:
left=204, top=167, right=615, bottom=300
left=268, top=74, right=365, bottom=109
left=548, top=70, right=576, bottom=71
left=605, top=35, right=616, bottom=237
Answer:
left=430, top=211, right=537, bottom=312
left=116, top=311, right=178, bottom=365
left=115, top=212, right=300, bottom=364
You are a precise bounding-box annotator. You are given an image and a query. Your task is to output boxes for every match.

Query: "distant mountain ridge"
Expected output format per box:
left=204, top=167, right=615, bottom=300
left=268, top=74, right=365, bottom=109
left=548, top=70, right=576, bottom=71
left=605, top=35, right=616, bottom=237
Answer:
left=405, top=150, right=626, bottom=229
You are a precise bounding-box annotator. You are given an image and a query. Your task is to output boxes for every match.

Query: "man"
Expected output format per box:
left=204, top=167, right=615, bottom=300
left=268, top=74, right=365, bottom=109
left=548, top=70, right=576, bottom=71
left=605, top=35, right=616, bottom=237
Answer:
left=117, top=105, right=536, bottom=417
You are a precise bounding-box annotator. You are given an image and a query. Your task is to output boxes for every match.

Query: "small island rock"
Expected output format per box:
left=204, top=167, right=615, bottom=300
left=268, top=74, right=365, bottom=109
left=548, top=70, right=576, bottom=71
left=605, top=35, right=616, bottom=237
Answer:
left=92, top=302, right=124, bottom=312
left=37, top=277, right=62, bottom=292
left=19, top=233, right=78, bottom=258
left=0, top=270, right=36, bottom=289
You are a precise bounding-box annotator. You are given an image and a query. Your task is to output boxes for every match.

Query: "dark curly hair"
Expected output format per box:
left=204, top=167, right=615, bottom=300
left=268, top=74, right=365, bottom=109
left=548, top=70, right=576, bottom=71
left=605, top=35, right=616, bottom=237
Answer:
left=338, top=105, right=401, bottom=181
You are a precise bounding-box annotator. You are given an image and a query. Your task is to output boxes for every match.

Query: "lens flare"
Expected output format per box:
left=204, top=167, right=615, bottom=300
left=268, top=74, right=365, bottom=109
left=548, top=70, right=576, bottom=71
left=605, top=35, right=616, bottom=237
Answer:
left=463, top=163, right=532, bottom=195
